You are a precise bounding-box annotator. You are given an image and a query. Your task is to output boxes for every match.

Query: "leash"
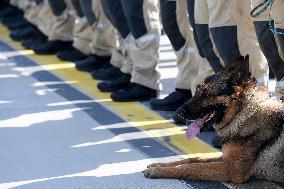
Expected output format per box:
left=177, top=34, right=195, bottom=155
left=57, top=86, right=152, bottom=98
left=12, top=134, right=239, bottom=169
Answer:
left=250, top=0, right=284, bottom=35
left=250, top=0, right=272, bottom=17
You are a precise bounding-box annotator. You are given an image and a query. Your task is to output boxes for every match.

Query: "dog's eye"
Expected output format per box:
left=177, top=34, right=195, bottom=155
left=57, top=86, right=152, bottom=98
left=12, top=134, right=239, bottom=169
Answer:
left=197, top=84, right=202, bottom=89
left=219, top=82, right=230, bottom=92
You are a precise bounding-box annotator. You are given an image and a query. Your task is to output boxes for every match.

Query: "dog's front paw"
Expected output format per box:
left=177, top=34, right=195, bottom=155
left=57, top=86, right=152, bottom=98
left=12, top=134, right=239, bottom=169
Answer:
left=143, top=168, right=160, bottom=179
left=147, top=163, right=164, bottom=168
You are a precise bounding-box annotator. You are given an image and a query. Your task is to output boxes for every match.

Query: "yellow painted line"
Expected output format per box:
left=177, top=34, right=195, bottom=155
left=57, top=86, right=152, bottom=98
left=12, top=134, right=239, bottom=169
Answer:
left=1, top=24, right=282, bottom=189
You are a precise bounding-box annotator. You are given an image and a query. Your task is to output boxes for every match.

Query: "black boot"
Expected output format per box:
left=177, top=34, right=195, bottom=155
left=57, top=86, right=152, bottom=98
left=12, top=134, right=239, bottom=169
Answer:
left=2, top=14, right=24, bottom=26
left=0, top=0, right=11, bottom=10
left=10, top=25, right=39, bottom=41
left=97, top=73, right=131, bottom=92
left=21, top=35, right=47, bottom=49
left=111, top=83, right=157, bottom=102
left=56, top=47, right=87, bottom=61
left=0, top=5, right=21, bottom=20
left=0, top=1, right=9, bottom=12
left=91, top=66, right=124, bottom=81
left=150, top=89, right=191, bottom=111
left=7, top=19, right=29, bottom=30
left=33, top=40, right=72, bottom=55
left=75, top=55, right=111, bottom=72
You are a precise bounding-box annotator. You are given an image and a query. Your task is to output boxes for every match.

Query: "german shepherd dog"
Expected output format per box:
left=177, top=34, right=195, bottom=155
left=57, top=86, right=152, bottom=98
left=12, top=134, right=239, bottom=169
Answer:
left=143, top=56, right=284, bottom=183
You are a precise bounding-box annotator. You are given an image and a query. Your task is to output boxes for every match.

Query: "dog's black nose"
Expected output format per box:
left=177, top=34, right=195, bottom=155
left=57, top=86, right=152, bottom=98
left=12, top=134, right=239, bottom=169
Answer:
left=173, top=104, right=192, bottom=125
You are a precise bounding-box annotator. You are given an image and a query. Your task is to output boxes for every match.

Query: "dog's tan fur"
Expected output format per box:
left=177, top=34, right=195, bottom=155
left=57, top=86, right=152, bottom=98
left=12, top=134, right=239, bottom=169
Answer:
left=144, top=56, right=284, bottom=183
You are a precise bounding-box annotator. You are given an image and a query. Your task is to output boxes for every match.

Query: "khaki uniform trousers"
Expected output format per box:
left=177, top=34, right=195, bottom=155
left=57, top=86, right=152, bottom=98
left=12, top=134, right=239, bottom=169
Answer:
left=90, top=0, right=116, bottom=57
left=175, top=0, right=200, bottom=92
left=271, top=0, right=284, bottom=31
left=16, top=0, right=30, bottom=10
left=126, top=0, right=161, bottom=90
left=24, top=1, right=43, bottom=26
left=108, top=36, right=132, bottom=82
left=110, top=34, right=126, bottom=70
left=120, top=34, right=134, bottom=75
left=10, top=0, right=39, bottom=27
left=36, top=0, right=54, bottom=37
left=10, top=0, right=20, bottom=7
left=48, top=0, right=75, bottom=41
left=11, top=0, right=32, bottom=20
left=72, top=17, right=93, bottom=55
left=271, top=0, right=284, bottom=70
left=99, top=0, right=161, bottom=90
left=195, top=0, right=269, bottom=85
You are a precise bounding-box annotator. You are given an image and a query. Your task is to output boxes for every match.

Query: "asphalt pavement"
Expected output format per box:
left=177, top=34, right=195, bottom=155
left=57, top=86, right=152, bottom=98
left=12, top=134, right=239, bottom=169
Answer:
left=0, top=26, right=283, bottom=189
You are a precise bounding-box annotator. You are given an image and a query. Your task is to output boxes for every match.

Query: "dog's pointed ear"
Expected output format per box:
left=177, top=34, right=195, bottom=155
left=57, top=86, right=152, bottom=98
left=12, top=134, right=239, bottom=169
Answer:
left=221, top=56, right=245, bottom=76
left=222, top=55, right=251, bottom=85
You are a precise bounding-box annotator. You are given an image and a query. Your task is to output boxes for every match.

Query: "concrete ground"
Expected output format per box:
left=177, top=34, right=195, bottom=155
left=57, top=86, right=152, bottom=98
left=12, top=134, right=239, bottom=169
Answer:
left=0, top=25, right=283, bottom=189
left=0, top=37, right=188, bottom=189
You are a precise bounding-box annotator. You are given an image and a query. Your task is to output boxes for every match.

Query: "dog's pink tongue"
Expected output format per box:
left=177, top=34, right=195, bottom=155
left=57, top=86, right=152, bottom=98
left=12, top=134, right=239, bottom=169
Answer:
left=186, top=116, right=207, bottom=140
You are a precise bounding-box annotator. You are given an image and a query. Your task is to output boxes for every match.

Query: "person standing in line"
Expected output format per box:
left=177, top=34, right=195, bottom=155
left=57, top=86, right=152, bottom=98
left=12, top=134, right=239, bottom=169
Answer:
left=251, top=0, right=284, bottom=100
left=97, top=0, right=161, bottom=102
left=150, top=0, right=200, bottom=113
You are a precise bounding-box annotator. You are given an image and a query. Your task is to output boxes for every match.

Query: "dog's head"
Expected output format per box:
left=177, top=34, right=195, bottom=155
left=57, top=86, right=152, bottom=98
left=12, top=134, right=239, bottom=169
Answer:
left=182, top=55, right=253, bottom=133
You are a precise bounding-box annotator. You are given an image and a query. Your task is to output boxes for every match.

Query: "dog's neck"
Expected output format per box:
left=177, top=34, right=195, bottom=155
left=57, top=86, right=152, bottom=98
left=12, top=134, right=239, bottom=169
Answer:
left=240, top=80, right=269, bottom=106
